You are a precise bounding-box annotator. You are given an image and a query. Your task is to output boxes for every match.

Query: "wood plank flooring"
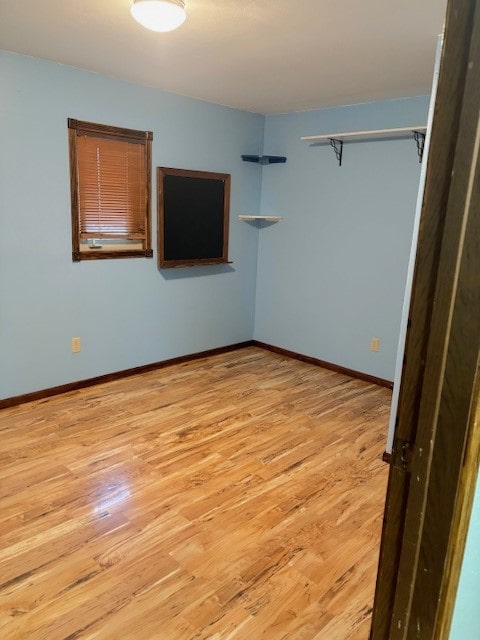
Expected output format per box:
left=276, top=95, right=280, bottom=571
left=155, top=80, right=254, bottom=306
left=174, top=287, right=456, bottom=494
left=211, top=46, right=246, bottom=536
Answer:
left=0, top=347, right=391, bottom=639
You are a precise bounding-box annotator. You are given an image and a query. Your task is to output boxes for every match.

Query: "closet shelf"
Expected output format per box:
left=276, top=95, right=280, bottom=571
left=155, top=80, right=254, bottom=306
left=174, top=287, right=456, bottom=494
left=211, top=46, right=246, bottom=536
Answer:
left=301, top=125, right=426, bottom=144
left=301, top=125, right=427, bottom=165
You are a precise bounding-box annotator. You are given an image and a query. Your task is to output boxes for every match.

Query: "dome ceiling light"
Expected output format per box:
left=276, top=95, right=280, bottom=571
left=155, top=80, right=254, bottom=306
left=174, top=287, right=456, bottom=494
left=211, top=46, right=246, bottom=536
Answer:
left=130, top=0, right=187, bottom=33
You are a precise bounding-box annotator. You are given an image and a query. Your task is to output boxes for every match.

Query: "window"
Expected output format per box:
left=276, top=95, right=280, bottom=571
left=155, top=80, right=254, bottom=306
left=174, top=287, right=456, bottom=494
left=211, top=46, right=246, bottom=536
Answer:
left=68, top=119, right=153, bottom=261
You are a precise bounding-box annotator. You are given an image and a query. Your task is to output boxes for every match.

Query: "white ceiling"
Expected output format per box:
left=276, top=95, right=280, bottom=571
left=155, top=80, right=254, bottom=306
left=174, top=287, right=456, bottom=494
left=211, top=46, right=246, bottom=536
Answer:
left=0, top=0, right=447, bottom=114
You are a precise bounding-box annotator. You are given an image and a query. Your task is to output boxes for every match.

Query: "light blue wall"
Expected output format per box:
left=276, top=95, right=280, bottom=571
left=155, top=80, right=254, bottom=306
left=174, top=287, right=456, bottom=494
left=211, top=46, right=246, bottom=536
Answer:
left=450, top=472, right=480, bottom=639
left=254, top=97, right=429, bottom=381
left=0, top=50, right=431, bottom=398
left=0, top=51, right=264, bottom=399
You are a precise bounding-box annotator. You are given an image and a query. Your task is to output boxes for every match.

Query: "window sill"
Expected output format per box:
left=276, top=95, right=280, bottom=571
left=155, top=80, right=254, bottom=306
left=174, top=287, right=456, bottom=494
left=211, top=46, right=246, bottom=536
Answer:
left=73, top=249, right=153, bottom=261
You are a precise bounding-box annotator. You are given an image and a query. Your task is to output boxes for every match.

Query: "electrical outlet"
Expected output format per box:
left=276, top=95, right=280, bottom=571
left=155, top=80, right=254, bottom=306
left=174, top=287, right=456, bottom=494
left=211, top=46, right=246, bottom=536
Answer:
left=71, top=337, right=81, bottom=354
left=370, top=337, right=380, bottom=352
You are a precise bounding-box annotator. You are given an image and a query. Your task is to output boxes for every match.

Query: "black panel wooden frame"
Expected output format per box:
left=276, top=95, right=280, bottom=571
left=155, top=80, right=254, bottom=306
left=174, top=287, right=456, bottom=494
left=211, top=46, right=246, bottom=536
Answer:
left=157, top=167, right=231, bottom=269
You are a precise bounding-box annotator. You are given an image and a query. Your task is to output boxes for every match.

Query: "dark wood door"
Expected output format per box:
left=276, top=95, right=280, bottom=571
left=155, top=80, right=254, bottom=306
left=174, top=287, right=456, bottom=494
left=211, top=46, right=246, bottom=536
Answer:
left=370, top=0, right=480, bottom=637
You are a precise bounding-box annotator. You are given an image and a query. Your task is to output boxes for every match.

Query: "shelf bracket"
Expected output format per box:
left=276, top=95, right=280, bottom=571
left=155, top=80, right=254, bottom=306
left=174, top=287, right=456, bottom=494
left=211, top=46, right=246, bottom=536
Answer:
left=413, top=131, right=426, bottom=163
left=329, top=139, right=343, bottom=166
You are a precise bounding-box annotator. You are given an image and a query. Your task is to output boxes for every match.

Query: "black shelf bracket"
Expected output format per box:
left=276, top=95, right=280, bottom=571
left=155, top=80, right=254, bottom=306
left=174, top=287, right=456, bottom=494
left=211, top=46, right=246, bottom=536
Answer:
left=413, top=131, right=426, bottom=163
left=329, top=139, right=343, bottom=166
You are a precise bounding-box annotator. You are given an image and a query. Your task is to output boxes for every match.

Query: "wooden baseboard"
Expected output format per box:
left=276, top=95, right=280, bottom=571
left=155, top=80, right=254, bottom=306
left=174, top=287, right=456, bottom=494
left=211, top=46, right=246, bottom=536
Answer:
left=0, top=341, right=255, bottom=410
left=382, top=451, right=392, bottom=464
left=252, top=340, right=394, bottom=389
left=0, top=339, right=393, bottom=410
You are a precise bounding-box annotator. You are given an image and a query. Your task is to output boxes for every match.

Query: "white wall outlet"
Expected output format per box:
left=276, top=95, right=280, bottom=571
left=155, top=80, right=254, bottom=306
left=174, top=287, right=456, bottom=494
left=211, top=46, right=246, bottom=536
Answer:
left=71, top=337, right=81, bottom=353
left=370, top=337, right=380, bottom=352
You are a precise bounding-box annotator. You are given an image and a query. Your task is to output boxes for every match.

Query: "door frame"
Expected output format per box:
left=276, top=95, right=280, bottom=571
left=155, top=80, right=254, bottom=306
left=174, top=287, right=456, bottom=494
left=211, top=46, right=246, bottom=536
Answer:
left=370, top=0, right=480, bottom=637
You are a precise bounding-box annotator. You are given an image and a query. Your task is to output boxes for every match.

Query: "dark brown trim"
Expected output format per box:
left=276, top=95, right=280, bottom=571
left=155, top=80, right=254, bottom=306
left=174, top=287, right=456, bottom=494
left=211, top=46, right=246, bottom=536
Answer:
left=382, top=451, right=392, bottom=464
left=1, top=340, right=392, bottom=410
left=145, top=138, right=152, bottom=254
left=157, top=166, right=231, bottom=269
left=68, top=119, right=153, bottom=262
left=68, top=127, right=80, bottom=258
left=165, top=260, right=234, bottom=269
left=68, top=118, right=152, bottom=141
left=159, top=258, right=231, bottom=270
left=0, top=341, right=254, bottom=410
left=157, top=166, right=230, bottom=182
left=371, top=1, right=480, bottom=636
left=73, top=249, right=153, bottom=261
left=436, top=373, right=480, bottom=638
left=253, top=340, right=393, bottom=389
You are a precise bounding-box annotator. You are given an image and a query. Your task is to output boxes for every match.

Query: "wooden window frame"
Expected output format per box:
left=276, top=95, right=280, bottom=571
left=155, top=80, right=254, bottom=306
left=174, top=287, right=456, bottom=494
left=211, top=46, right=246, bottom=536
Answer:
left=68, top=119, right=153, bottom=261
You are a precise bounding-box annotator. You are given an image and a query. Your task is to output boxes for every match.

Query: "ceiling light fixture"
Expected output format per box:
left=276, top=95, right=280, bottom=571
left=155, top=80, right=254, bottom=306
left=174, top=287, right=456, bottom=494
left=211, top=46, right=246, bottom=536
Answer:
left=131, top=0, right=186, bottom=33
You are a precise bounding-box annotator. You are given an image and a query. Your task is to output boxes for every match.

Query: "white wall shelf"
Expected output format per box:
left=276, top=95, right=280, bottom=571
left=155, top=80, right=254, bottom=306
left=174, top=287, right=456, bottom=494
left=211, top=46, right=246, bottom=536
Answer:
left=238, top=215, right=283, bottom=223
left=301, top=125, right=427, bottom=166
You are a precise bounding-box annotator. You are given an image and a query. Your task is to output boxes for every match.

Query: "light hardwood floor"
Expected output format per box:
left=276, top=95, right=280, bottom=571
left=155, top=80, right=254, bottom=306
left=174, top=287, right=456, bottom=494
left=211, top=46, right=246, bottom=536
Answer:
left=0, top=347, right=391, bottom=639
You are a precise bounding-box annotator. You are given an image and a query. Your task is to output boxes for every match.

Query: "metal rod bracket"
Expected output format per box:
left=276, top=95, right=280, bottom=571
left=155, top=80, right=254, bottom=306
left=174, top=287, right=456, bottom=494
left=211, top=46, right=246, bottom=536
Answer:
left=413, top=131, right=426, bottom=163
left=329, top=139, right=343, bottom=166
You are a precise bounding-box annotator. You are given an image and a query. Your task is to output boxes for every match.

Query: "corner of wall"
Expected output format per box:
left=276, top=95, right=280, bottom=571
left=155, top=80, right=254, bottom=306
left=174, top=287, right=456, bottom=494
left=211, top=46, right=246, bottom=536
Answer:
left=249, top=113, right=267, bottom=339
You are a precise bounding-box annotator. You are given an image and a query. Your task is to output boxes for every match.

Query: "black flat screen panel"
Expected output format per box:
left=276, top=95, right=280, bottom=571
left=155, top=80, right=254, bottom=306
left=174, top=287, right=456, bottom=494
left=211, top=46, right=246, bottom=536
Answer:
left=157, top=167, right=230, bottom=268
